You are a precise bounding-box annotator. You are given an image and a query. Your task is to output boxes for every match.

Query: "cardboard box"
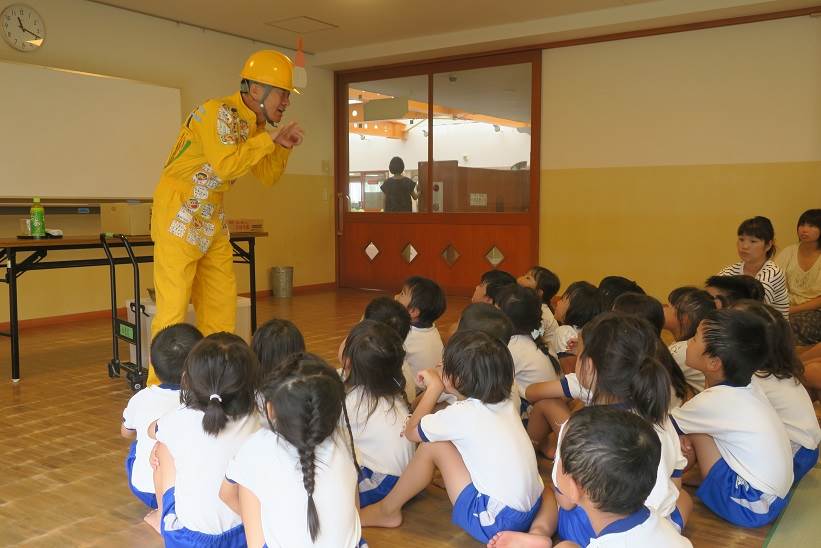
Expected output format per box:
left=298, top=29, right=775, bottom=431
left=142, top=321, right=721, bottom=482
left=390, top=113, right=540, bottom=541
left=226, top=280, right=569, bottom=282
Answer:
left=100, top=203, right=152, bottom=235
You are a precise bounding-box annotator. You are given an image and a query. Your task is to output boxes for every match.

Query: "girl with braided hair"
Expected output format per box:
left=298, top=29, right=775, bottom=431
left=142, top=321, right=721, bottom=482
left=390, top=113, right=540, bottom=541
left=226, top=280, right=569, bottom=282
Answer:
left=148, top=332, right=259, bottom=546
left=221, top=353, right=366, bottom=548
left=341, top=320, right=416, bottom=508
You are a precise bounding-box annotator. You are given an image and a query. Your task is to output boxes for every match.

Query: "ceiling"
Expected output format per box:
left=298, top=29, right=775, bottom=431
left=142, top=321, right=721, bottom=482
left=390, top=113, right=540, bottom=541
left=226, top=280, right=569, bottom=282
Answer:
left=90, top=0, right=821, bottom=68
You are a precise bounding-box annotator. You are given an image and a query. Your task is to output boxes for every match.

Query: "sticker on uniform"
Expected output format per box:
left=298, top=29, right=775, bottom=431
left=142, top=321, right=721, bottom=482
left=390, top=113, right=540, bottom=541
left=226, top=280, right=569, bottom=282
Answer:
left=193, top=171, right=209, bottom=184
left=186, top=230, right=199, bottom=247
left=217, top=118, right=236, bottom=145
left=185, top=198, right=200, bottom=212
left=217, top=105, right=233, bottom=123
left=175, top=207, right=193, bottom=224
left=169, top=220, right=186, bottom=238
left=197, top=236, right=211, bottom=253
left=238, top=119, right=249, bottom=141
left=192, top=217, right=204, bottom=230
left=199, top=203, right=214, bottom=219
left=203, top=222, right=216, bottom=236
left=193, top=185, right=209, bottom=200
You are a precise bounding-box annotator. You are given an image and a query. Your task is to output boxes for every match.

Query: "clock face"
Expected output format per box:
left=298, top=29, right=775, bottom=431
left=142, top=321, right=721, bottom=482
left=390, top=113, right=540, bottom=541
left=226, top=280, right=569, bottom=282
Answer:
left=2, top=4, right=45, bottom=52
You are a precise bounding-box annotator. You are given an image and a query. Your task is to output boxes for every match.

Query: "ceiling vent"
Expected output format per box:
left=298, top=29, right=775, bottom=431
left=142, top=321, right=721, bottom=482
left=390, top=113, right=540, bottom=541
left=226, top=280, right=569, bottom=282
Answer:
left=265, top=16, right=337, bottom=34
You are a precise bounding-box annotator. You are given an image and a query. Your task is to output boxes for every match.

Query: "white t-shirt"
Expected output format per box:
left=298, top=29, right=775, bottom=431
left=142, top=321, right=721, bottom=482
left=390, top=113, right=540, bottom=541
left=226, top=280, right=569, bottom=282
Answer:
left=155, top=408, right=259, bottom=534
left=541, top=304, right=560, bottom=356
left=718, top=260, right=790, bottom=318
left=560, top=372, right=593, bottom=405
left=670, top=383, right=793, bottom=497
left=122, top=384, right=182, bottom=493
left=508, top=334, right=558, bottom=396
left=775, top=244, right=821, bottom=306
left=226, top=429, right=361, bottom=548
left=345, top=387, right=415, bottom=477
left=751, top=374, right=821, bottom=452
left=668, top=341, right=705, bottom=393
left=404, top=325, right=444, bottom=383
left=551, top=412, right=685, bottom=519
left=555, top=324, right=578, bottom=354
left=587, top=509, right=693, bottom=548
left=419, top=398, right=543, bottom=511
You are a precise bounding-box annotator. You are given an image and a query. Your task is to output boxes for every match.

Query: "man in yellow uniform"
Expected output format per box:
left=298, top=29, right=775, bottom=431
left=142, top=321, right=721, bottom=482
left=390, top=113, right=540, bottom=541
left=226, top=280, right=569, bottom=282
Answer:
left=147, top=50, right=303, bottom=385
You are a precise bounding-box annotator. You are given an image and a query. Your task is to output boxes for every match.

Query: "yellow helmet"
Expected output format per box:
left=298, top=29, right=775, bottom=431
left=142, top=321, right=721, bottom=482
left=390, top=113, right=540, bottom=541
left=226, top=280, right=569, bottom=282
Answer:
left=241, top=50, right=294, bottom=91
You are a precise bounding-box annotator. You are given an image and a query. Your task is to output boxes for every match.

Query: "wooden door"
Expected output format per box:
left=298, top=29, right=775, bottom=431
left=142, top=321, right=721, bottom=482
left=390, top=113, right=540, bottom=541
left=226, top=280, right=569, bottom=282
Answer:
left=335, top=51, right=541, bottom=295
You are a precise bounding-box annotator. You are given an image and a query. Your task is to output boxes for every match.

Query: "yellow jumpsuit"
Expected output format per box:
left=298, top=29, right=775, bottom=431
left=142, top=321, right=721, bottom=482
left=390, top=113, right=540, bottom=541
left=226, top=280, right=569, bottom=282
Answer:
left=147, top=91, right=290, bottom=385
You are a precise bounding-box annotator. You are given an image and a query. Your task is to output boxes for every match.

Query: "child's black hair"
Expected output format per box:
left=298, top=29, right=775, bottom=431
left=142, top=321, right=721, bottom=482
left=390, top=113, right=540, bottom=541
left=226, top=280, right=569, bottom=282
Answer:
left=364, top=296, right=411, bottom=340
left=669, top=288, right=716, bottom=341
left=733, top=300, right=804, bottom=382
left=612, top=293, right=664, bottom=335
left=457, top=303, right=514, bottom=345
left=668, top=286, right=699, bottom=307
left=563, top=281, right=603, bottom=328
left=342, top=320, right=409, bottom=417
left=496, top=285, right=559, bottom=374
left=699, top=309, right=769, bottom=387
left=404, top=276, right=447, bottom=327
left=251, top=318, right=305, bottom=380
left=150, top=323, right=203, bottom=385
left=612, top=295, right=689, bottom=401
left=529, top=266, right=561, bottom=306
left=443, top=330, right=513, bottom=404
left=797, top=209, right=821, bottom=250
left=181, top=332, right=258, bottom=436
left=261, top=352, right=359, bottom=543
left=561, top=406, right=661, bottom=516
left=599, top=276, right=645, bottom=311
left=579, top=313, right=671, bottom=424
left=738, top=216, right=776, bottom=259
left=389, top=156, right=404, bottom=175
left=705, top=275, right=765, bottom=308
left=480, top=270, right=517, bottom=305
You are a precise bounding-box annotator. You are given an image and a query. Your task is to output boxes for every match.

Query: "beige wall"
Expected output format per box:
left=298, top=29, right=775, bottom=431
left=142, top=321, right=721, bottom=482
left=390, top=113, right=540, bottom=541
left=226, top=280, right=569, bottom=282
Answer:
left=540, top=16, right=821, bottom=300
left=0, top=0, right=335, bottom=322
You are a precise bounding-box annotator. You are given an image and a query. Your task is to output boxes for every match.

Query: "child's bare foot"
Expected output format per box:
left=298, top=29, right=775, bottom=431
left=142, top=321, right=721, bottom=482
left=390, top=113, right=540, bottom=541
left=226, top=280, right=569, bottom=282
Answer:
left=359, top=501, right=403, bottom=528
left=143, top=509, right=161, bottom=534
left=487, top=531, right=552, bottom=548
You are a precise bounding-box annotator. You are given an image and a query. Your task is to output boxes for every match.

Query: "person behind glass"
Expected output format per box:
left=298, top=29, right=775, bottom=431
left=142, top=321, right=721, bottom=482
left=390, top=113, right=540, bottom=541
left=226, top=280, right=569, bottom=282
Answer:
left=775, top=209, right=821, bottom=346
left=381, top=156, right=417, bottom=212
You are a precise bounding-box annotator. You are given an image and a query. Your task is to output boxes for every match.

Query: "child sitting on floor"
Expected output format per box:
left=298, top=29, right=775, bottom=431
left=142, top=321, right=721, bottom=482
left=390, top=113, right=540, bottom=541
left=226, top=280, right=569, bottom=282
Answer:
left=360, top=330, right=543, bottom=543
left=517, top=266, right=561, bottom=355
left=473, top=269, right=517, bottom=305
left=489, top=406, right=692, bottom=548
left=121, top=323, right=202, bottom=525
left=341, top=320, right=415, bottom=507
left=395, top=276, right=447, bottom=386
left=148, top=333, right=260, bottom=545
left=671, top=309, right=793, bottom=528
left=553, top=281, right=602, bottom=355
left=664, top=287, right=716, bottom=394
left=362, top=296, right=415, bottom=403
left=732, top=300, right=821, bottom=484
left=221, top=353, right=366, bottom=548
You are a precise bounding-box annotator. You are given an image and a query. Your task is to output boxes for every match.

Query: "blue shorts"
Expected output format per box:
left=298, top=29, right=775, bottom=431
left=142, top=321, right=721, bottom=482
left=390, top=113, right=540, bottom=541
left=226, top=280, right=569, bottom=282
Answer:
left=358, top=466, right=399, bottom=508
left=451, top=483, right=541, bottom=543
left=160, top=487, right=247, bottom=547
left=793, top=446, right=819, bottom=485
left=519, top=399, right=533, bottom=427
left=125, top=440, right=157, bottom=509
left=559, top=504, right=684, bottom=544
left=264, top=538, right=368, bottom=548
left=696, top=457, right=787, bottom=528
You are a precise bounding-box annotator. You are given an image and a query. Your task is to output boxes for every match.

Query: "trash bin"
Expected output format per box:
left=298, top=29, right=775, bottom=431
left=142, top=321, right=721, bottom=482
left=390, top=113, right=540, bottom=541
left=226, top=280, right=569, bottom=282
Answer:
left=271, top=266, right=294, bottom=298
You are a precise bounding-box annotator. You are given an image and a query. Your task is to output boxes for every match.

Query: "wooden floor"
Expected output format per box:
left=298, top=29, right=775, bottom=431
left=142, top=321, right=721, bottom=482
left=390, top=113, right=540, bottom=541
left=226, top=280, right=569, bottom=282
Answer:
left=0, top=288, right=771, bottom=547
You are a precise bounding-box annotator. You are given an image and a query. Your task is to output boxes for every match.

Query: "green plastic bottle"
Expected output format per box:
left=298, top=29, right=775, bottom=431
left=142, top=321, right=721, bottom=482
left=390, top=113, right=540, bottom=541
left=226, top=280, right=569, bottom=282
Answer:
left=30, top=197, right=46, bottom=237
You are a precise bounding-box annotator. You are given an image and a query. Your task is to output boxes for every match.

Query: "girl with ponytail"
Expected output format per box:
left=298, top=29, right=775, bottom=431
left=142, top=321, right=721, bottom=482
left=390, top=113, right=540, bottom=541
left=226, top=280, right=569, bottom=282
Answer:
left=148, top=332, right=259, bottom=547
left=513, top=313, right=692, bottom=547
left=341, top=320, right=416, bottom=508
left=221, top=352, right=366, bottom=547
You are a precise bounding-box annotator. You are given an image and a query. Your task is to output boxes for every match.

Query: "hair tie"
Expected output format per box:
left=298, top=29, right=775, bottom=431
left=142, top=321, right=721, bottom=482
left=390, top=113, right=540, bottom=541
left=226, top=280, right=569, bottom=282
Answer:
left=209, top=393, right=222, bottom=403
left=531, top=326, right=545, bottom=340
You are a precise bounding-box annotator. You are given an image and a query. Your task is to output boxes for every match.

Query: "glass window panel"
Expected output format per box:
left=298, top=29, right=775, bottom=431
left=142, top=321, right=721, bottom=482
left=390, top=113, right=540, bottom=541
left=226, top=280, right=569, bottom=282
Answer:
left=431, top=64, right=531, bottom=213
left=347, top=75, right=428, bottom=212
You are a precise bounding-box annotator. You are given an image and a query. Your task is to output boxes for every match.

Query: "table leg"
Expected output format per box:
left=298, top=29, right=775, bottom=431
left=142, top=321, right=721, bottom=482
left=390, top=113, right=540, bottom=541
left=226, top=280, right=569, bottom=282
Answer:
left=249, top=239, right=257, bottom=334
left=8, top=250, right=20, bottom=382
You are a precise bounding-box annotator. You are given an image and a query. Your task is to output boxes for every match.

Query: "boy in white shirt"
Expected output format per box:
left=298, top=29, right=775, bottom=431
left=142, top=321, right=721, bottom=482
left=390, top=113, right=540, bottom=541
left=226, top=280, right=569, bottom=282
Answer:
left=395, top=276, right=447, bottom=386
left=121, top=323, right=202, bottom=525
left=671, top=309, right=793, bottom=528
left=360, top=330, right=543, bottom=543
left=490, top=406, right=691, bottom=548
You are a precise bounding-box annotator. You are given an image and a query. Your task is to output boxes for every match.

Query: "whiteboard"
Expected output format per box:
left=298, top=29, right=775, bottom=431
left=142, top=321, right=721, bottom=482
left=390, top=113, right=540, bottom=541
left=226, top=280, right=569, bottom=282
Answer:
left=0, top=60, right=181, bottom=199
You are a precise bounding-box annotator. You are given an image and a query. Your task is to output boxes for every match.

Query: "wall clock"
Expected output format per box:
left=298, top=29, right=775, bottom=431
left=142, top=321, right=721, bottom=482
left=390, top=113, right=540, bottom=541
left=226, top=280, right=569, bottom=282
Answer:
left=2, top=4, right=45, bottom=52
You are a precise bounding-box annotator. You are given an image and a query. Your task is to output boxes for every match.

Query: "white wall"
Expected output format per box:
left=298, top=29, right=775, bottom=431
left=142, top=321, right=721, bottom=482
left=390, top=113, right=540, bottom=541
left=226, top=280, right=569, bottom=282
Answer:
left=348, top=122, right=532, bottom=172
